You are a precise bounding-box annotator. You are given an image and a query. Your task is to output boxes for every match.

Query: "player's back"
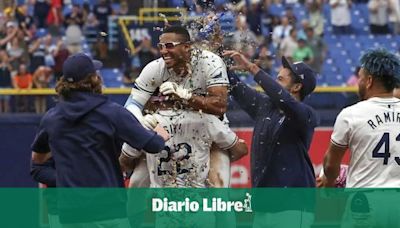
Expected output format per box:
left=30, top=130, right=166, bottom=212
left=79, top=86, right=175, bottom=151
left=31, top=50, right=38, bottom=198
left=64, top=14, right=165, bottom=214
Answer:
left=145, top=110, right=236, bottom=188
left=341, top=97, right=400, bottom=187
left=146, top=110, right=214, bottom=188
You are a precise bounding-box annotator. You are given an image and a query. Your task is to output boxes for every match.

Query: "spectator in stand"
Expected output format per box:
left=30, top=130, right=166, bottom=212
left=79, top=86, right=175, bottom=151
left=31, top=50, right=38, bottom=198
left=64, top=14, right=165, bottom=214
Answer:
left=0, top=1, right=14, bottom=13
left=29, top=36, right=47, bottom=73
left=34, top=0, right=51, bottom=28
left=368, top=0, right=391, bottom=34
left=7, top=36, right=25, bottom=70
left=297, top=19, right=311, bottom=41
left=64, top=4, right=84, bottom=28
left=285, top=6, right=298, bottom=28
left=330, top=0, right=352, bottom=34
left=64, top=4, right=84, bottom=55
left=246, top=0, right=263, bottom=37
left=84, top=12, right=99, bottom=30
left=33, top=66, right=52, bottom=113
left=346, top=66, right=360, bottom=86
left=252, top=45, right=274, bottom=74
left=272, top=16, right=292, bottom=49
left=233, top=14, right=260, bottom=57
left=0, top=50, right=12, bottom=113
left=293, top=38, right=314, bottom=65
left=93, top=0, right=113, bottom=60
left=118, top=1, right=129, bottom=16
left=15, top=4, right=34, bottom=31
left=46, top=0, right=62, bottom=36
left=52, top=38, right=70, bottom=81
left=122, top=68, right=135, bottom=87
left=306, top=27, right=326, bottom=73
left=82, top=2, right=91, bottom=22
left=0, top=20, right=18, bottom=50
left=259, top=0, right=277, bottom=41
left=12, top=63, right=32, bottom=112
left=389, top=0, right=400, bottom=34
left=130, top=36, right=158, bottom=70
left=280, top=28, right=298, bottom=61
left=308, top=1, right=325, bottom=37
left=345, top=66, right=361, bottom=105
left=44, top=35, right=57, bottom=68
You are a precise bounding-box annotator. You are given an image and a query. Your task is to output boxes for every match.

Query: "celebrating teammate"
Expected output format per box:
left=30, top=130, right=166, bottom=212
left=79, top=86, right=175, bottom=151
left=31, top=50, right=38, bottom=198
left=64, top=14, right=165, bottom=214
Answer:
left=30, top=53, right=166, bottom=226
left=319, top=48, right=400, bottom=228
left=319, top=48, right=400, bottom=187
left=224, top=50, right=318, bottom=228
left=120, top=110, right=248, bottom=187
left=124, top=26, right=241, bottom=188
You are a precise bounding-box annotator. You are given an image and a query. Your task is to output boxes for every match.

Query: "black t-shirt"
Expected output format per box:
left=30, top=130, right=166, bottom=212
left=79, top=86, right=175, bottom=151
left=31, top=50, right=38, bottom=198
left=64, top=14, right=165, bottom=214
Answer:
left=0, top=66, right=11, bottom=87
left=93, top=4, right=112, bottom=26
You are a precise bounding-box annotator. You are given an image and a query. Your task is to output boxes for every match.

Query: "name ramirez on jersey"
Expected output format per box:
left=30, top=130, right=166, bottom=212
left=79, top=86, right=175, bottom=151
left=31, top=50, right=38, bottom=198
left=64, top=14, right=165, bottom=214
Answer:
left=331, top=97, right=400, bottom=188
left=367, top=111, right=400, bottom=130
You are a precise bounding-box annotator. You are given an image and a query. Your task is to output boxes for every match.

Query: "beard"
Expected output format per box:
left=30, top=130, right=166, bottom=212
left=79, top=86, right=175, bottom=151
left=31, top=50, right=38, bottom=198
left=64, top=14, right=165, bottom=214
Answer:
left=358, top=85, right=366, bottom=101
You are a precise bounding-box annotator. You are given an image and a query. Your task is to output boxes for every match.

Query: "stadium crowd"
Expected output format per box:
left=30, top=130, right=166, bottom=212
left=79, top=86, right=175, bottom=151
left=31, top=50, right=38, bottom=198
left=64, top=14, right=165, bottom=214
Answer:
left=0, top=0, right=399, bottom=114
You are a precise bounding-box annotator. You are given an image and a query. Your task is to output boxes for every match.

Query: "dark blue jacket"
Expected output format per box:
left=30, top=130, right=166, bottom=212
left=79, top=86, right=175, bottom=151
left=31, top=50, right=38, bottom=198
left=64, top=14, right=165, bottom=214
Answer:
left=31, top=158, right=56, bottom=187
left=229, top=71, right=317, bottom=188
left=30, top=158, right=58, bottom=215
left=31, top=92, right=165, bottom=223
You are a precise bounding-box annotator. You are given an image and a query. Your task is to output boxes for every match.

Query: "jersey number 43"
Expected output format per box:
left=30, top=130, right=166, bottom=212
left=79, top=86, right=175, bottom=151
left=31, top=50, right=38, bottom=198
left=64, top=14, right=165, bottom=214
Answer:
left=372, top=132, right=400, bottom=165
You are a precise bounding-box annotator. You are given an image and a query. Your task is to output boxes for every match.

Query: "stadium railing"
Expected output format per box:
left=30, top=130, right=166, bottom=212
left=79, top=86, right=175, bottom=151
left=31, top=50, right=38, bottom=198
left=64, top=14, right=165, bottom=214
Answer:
left=0, top=86, right=358, bottom=96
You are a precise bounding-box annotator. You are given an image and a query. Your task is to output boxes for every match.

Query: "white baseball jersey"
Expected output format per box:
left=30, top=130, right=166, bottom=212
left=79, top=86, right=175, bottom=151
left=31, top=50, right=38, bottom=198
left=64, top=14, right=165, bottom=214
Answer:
left=146, top=110, right=237, bottom=188
left=331, top=97, right=400, bottom=187
left=125, top=49, right=229, bottom=111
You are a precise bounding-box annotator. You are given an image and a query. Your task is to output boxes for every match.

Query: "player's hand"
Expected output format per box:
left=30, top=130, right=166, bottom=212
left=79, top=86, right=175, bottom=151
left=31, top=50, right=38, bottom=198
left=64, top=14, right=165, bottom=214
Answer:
left=154, top=124, right=170, bottom=141
left=222, top=50, right=253, bottom=71
left=159, top=82, right=192, bottom=100
left=317, top=175, right=336, bottom=188
left=143, top=114, right=158, bottom=130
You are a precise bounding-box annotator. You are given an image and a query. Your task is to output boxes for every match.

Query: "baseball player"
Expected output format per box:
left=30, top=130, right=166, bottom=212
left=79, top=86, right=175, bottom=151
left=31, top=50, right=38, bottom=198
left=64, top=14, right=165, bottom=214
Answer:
left=319, top=49, right=400, bottom=227
left=124, top=26, right=237, bottom=188
left=31, top=53, right=166, bottom=226
left=320, top=48, right=400, bottom=187
left=120, top=110, right=248, bottom=188
left=120, top=110, right=247, bottom=228
left=224, top=50, right=318, bottom=228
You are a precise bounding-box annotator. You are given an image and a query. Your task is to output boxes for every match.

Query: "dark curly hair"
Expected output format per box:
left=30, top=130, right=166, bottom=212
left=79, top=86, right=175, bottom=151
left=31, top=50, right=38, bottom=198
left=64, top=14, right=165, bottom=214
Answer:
left=360, top=48, right=400, bottom=91
left=55, top=73, right=102, bottom=99
left=162, top=26, right=191, bottom=42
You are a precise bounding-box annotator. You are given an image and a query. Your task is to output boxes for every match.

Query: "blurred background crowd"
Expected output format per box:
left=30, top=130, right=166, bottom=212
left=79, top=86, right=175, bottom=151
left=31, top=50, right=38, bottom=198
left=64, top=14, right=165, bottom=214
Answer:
left=0, top=0, right=399, bottom=114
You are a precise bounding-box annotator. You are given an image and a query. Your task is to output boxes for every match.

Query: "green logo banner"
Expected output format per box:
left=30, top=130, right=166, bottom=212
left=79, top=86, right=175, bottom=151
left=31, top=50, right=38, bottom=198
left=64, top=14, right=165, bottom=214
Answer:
left=0, top=188, right=399, bottom=228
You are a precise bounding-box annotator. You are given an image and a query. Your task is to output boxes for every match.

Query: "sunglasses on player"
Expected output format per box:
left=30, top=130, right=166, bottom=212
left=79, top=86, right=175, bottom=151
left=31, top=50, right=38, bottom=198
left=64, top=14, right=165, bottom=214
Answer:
left=157, top=42, right=188, bottom=50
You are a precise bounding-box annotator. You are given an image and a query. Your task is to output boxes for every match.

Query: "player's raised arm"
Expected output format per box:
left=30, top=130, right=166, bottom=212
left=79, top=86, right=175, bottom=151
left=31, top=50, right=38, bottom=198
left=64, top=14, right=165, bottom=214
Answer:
left=124, top=59, right=162, bottom=128
left=224, top=50, right=318, bottom=128
left=188, top=85, right=228, bottom=116
left=228, top=71, right=270, bottom=119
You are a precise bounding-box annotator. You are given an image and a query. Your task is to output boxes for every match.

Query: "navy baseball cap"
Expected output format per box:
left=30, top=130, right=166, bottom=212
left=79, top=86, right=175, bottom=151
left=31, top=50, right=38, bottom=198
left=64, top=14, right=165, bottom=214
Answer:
left=63, top=53, right=103, bottom=82
left=282, top=56, right=316, bottom=97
